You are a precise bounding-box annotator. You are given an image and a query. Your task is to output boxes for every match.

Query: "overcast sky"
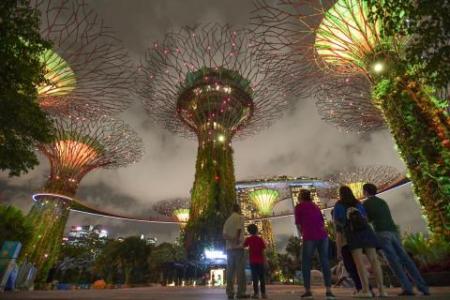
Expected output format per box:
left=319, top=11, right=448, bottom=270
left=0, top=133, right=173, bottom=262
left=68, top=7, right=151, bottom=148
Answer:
left=0, top=0, right=428, bottom=247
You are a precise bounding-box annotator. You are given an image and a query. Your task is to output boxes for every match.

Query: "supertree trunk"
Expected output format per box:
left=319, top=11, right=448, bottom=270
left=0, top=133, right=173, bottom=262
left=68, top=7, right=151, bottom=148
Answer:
left=261, top=219, right=275, bottom=251
left=22, top=183, right=74, bottom=284
left=185, top=137, right=236, bottom=257
left=374, top=73, right=450, bottom=239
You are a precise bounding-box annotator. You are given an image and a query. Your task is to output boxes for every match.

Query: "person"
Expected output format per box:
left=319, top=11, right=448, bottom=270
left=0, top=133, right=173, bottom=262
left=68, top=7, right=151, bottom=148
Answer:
left=223, top=204, right=248, bottom=299
left=244, top=224, right=267, bottom=299
left=332, top=207, right=370, bottom=295
left=295, top=189, right=336, bottom=299
left=362, top=183, right=430, bottom=296
left=333, top=186, right=386, bottom=298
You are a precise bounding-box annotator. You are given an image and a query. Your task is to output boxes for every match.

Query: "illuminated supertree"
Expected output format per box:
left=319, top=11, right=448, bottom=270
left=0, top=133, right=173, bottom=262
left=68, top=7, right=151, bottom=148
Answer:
left=153, top=198, right=191, bottom=224
left=248, top=189, right=279, bottom=249
left=34, top=0, right=134, bottom=115
left=329, top=165, right=402, bottom=200
left=22, top=114, right=143, bottom=282
left=137, top=24, right=294, bottom=254
left=252, top=0, right=450, bottom=238
left=315, top=74, right=385, bottom=133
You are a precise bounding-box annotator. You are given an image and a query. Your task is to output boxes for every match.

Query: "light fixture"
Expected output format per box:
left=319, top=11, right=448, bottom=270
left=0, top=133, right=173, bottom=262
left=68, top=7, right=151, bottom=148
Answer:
left=373, top=62, right=384, bottom=73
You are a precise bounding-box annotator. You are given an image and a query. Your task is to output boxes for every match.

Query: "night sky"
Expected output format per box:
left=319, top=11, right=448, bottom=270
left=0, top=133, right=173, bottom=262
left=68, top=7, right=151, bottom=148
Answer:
left=0, top=0, right=428, bottom=248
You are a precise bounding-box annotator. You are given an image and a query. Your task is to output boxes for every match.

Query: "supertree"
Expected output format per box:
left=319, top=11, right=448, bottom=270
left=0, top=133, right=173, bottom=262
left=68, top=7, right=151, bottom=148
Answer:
left=153, top=198, right=191, bottom=224
left=315, top=74, right=385, bottom=133
left=137, top=24, right=294, bottom=255
left=21, top=114, right=143, bottom=282
left=248, top=189, right=280, bottom=250
left=34, top=0, right=134, bottom=115
left=252, top=0, right=450, bottom=238
left=329, top=165, right=402, bottom=200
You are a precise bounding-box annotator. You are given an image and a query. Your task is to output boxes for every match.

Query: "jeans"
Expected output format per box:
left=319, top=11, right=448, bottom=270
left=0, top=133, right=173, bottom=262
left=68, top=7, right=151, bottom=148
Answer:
left=250, top=263, right=266, bottom=295
left=377, top=231, right=429, bottom=293
left=301, top=238, right=332, bottom=289
left=226, top=248, right=246, bottom=297
left=342, top=245, right=363, bottom=290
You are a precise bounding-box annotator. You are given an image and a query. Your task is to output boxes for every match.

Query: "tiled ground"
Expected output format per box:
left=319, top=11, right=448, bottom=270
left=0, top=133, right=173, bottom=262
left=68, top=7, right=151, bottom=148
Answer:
left=2, top=285, right=450, bottom=300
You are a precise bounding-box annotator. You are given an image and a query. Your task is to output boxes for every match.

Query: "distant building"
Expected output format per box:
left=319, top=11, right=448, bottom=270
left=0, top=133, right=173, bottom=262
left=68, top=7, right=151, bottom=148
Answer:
left=64, top=224, right=108, bottom=246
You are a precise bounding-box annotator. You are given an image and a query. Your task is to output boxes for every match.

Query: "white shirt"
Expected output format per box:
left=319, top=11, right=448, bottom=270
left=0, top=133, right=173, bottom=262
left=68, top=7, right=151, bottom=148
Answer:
left=223, top=212, right=245, bottom=250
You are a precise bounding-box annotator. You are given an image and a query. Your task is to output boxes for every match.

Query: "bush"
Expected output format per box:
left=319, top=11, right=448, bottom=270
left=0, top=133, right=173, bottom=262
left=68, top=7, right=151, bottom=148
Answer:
left=403, top=233, right=450, bottom=272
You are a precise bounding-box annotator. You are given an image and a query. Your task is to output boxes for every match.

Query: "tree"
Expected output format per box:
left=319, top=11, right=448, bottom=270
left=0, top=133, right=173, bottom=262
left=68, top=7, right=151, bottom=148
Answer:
left=0, top=204, right=32, bottom=248
left=95, top=237, right=151, bottom=285
left=147, top=242, right=185, bottom=284
left=368, top=0, right=450, bottom=88
left=0, top=0, right=54, bottom=176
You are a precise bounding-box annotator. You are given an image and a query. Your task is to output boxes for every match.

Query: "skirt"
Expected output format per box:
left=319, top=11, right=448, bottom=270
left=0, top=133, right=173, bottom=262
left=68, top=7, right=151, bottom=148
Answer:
left=345, top=226, right=380, bottom=251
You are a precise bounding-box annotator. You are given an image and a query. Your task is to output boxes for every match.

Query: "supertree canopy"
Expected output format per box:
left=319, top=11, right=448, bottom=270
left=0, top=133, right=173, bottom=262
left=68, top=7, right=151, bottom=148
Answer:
left=137, top=24, right=294, bottom=255
left=329, top=165, right=402, bottom=200
left=34, top=0, right=134, bottom=115
left=248, top=188, right=279, bottom=250
left=252, top=0, right=450, bottom=238
left=153, top=198, right=191, bottom=223
left=315, top=74, right=385, bottom=133
left=248, top=189, right=279, bottom=217
left=22, top=114, right=143, bottom=282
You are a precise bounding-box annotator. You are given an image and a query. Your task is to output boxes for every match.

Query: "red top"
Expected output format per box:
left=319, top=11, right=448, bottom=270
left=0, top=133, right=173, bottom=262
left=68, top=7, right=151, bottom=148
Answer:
left=244, top=235, right=266, bottom=264
left=294, top=201, right=328, bottom=241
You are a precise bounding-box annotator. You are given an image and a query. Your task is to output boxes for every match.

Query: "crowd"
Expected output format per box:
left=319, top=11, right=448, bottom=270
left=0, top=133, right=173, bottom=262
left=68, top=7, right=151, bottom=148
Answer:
left=223, top=183, right=430, bottom=299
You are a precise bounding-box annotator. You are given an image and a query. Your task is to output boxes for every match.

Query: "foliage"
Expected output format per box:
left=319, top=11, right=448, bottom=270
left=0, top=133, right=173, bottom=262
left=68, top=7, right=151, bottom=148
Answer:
left=95, top=237, right=152, bottom=285
left=403, top=233, right=450, bottom=272
left=147, top=242, right=186, bottom=284
left=0, top=0, right=54, bottom=176
left=372, top=62, right=450, bottom=239
left=185, top=142, right=235, bottom=258
left=368, top=0, right=450, bottom=88
left=0, top=204, right=32, bottom=248
left=53, top=234, right=107, bottom=284
left=20, top=196, right=71, bottom=283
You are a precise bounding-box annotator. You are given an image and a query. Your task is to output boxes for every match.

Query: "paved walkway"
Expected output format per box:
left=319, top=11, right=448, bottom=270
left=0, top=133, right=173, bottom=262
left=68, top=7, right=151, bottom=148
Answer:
left=2, top=285, right=450, bottom=299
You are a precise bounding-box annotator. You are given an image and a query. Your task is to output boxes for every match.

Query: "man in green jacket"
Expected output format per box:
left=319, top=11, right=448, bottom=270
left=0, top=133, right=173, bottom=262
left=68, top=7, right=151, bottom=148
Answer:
left=362, top=183, right=430, bottom=296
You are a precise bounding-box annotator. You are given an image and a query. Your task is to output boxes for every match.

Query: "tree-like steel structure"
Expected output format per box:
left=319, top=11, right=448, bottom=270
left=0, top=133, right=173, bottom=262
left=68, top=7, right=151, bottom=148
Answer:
left=315, top=74, right=385, bottom=133
left=248, top=189, right=279, bottom=250
left=22, top=114, right=143, bottom=282
left=137, top=24, right=294, bottom=254
left=153, top=198, right=191, bottom=224
left=329, top=165, right=402, bottom=200
left=252, top=0, right=450, bottom=238
left=34, top=0, right=134, bottom=115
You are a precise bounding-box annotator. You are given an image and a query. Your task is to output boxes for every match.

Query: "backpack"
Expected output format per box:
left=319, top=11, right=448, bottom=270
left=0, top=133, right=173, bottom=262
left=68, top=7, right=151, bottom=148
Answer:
left=346, top=207, right=368, bottom=232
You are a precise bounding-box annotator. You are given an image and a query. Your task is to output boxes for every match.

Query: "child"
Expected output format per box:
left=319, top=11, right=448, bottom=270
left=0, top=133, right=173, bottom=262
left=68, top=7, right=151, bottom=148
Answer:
left=244, top=224, right=267, bottom=299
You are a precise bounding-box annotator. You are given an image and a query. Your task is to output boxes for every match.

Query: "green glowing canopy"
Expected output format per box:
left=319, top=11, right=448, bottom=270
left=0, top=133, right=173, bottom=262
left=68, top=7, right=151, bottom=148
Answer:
left=314, top=0, right=382, bottom=74
left=248, top=189, right=279, bottom=216
left=173, top=208, right=190, bottom=222
left=38, top=48, right=77, bottom=97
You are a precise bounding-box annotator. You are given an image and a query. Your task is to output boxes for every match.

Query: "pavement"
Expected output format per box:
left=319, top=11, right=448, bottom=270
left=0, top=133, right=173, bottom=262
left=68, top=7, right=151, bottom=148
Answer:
left=2, top=285, right=450, bottom=300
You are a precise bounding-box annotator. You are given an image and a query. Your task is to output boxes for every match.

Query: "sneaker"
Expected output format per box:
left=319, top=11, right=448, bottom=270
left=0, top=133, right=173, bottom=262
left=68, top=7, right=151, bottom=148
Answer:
left=251, top=294, right=259, bottom=299
left=261, top=294, right=268, bottom=299
left=398, top=290, right=415, bottom=296
left=326, top=291, right=336, bottom=299
left=301, top=291, right=313, bottom=299
left=352, top=291, right=373, bottom=298
left=237, top=295, right=250, bottom=299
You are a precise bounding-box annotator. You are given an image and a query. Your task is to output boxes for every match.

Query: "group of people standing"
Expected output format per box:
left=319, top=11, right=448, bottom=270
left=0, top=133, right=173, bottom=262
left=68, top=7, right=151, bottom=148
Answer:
left=223, top=183, right=430, bottom=299
left=295, top=183, right=430, bottom=299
